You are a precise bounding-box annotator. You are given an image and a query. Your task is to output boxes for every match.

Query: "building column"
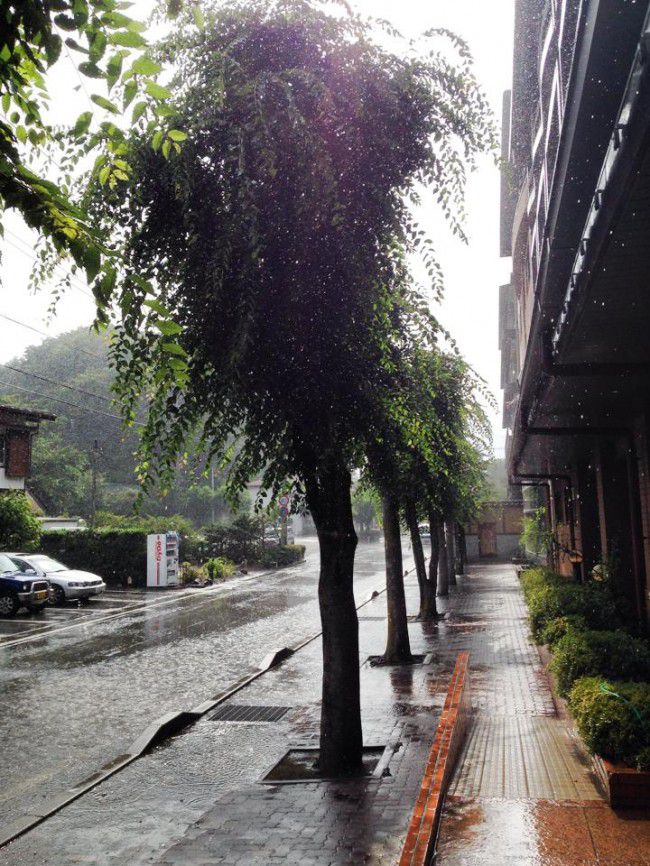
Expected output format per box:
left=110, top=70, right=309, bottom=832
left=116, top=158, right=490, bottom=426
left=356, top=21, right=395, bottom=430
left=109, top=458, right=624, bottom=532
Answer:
left=595, top=439, right=645, bottom=624
left=575, top=457, right=601, bottom=580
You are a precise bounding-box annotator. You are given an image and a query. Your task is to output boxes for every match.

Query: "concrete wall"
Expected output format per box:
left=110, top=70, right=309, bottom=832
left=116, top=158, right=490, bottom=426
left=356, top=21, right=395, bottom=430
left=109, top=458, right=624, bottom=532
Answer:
left=466, top=533, right=521, bottom=562
left=0, top=468, right=24, bottom=490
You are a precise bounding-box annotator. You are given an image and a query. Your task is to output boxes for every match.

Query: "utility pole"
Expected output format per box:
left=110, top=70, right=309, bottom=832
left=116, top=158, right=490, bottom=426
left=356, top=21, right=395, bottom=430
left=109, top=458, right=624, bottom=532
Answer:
left=90, top=439, right=99, bottom=527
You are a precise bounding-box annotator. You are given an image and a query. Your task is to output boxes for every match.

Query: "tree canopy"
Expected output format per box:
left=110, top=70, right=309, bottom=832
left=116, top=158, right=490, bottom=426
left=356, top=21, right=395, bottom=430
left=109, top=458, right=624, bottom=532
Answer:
left=93, top=0, right=495, bottom=502
left=84, top=0, right=496, bottom=774
left=0, top=0, right=175, bottom=299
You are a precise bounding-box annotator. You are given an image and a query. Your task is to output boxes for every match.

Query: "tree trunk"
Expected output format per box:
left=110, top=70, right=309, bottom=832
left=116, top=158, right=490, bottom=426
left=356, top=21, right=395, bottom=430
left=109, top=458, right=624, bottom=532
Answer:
left=423, top=511, right=440, bottom=618
left=446, top=520, right=457, bottom=587
left=437, top=519, right=449, bottom=597
left=305, top=460, right=363, bottom=776
left=382, top=494, right=412, bottom=663
left=458, top=526, right=467, bottom=574
left=405, top=499, right=428, bottom=618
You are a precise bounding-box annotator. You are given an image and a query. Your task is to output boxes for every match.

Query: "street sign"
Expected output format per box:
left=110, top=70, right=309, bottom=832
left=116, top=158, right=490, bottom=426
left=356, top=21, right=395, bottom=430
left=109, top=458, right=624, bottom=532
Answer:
left=279, top=494, right=290, bottom=507
left=279, top=506, right=289, bottom=518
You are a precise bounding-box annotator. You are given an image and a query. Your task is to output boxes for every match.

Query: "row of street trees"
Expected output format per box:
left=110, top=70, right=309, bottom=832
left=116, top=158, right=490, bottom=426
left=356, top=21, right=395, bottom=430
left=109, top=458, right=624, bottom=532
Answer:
left=2, top=0, right=495, bottom=775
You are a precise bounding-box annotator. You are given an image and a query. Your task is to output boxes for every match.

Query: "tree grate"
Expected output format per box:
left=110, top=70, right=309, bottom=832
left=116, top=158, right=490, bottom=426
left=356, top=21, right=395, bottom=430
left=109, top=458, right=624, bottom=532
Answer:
left=207, top=704, right=291, bottom=723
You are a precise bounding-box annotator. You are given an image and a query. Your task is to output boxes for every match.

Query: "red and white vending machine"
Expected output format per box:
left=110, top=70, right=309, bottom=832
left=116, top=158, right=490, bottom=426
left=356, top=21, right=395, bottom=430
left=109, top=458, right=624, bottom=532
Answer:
left=147, top=532, right=180, bottom=587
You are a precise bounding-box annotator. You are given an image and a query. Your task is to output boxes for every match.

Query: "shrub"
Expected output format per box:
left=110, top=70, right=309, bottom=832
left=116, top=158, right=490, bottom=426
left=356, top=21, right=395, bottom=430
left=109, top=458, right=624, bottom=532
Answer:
left=0, top=491, right=41, bottom=551
left=520, top=567, right=622, bottom=642
left=256, top=544, right=306, bottom=569
left=550, top=629, right=650, bottom=696
left=538, top=615, right=588, bottom=647
left=520, top=507, right=553, bottom=557
left=181, top=561, right=206, bottom=583
left=206, top=556, right=235, bottom=581
left=201, top=515, right=263, bottom=562
left=41, top=528, right=147, bottom=587
left=569, top=677, right=650, bottom=767
left=95, top=511, right=196, bottom=538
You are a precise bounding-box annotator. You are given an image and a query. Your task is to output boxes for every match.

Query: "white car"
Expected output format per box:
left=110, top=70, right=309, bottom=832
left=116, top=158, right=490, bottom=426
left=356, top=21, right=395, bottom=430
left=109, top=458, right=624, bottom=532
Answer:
left=7, top=553, right=106, bottom=606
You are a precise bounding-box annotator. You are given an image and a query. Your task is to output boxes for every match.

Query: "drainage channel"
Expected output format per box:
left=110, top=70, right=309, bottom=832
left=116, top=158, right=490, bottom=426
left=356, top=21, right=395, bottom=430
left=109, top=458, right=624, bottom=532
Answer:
left=0, top=569, right=415, bottom=849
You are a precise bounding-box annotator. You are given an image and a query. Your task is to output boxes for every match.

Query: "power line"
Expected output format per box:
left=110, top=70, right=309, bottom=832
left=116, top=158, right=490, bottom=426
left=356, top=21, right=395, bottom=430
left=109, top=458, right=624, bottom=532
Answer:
left=0, top=312, right=105, bottom=361
left=4, top=230, right=94, bottom=299
left=0, top=363, right=113, bottom=404
left=0, top=379, right=145, bottom=426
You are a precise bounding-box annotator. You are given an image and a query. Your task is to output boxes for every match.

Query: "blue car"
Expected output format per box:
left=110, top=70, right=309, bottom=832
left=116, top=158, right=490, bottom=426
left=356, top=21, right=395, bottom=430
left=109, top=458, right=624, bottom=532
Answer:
left=0, top=553, right=50, bottom=617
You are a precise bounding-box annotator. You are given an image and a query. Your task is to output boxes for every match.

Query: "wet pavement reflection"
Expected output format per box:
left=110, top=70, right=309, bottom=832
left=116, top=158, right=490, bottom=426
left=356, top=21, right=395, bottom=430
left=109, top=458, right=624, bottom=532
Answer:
left=0, top=538, right=395, bottom=823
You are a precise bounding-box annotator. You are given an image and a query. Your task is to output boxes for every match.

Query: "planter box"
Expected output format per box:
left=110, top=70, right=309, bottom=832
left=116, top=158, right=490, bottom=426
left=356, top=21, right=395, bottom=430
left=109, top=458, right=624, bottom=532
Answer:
left=593, top=754, right=650, bottom=808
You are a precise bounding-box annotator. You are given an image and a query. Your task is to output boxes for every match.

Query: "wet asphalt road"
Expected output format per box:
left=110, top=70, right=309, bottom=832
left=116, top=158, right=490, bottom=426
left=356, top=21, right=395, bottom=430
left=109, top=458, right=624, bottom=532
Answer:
left=0, top=537, right=402, bottom=825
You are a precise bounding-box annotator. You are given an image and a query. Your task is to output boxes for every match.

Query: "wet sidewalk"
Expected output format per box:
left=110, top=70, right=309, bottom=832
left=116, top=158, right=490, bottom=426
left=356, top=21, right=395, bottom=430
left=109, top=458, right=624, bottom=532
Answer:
left=3, top=563, right=649, bottom=865
left=435, top=564, right=650, bottom=866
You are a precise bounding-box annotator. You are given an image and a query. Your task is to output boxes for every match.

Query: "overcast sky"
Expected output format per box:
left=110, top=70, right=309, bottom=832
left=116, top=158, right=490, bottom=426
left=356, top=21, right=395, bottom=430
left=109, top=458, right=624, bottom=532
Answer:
left=0, top=0, right=514, bottom=455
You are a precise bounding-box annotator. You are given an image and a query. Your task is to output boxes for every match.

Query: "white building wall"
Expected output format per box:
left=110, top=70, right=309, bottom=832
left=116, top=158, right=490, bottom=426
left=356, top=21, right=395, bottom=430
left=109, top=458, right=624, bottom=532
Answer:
left=0, top=468, right=24, bottom=490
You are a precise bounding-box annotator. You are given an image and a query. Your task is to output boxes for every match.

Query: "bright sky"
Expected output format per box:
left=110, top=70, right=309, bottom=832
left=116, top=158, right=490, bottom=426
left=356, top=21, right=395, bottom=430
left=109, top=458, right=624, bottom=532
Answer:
left=0, top=0, right=514, bottom=455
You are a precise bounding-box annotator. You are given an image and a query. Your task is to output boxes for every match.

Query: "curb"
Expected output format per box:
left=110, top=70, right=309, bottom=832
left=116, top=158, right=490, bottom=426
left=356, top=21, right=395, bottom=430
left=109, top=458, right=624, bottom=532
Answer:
left=398, top=651, right=471, bottom=866
left=0, top=562, right=415, bottom=849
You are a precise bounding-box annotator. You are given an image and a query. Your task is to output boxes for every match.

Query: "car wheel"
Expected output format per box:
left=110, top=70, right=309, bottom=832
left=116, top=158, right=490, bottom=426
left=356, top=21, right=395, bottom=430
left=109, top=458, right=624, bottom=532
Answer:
left=0, top=592, right=19, bottom=618
left=50, top=585, right=66, bottom=607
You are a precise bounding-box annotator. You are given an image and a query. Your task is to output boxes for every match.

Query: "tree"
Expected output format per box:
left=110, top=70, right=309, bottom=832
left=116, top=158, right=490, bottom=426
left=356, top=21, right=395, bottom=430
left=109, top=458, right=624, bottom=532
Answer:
left=94, top=0, right=494, bottom=774
left=30, top=431, right=92, bottom=515
left=352, top=487, right=378, bottom=539
left=0, top=1, right=176, bottom=305
left=0, top=492, right=41, bottom=550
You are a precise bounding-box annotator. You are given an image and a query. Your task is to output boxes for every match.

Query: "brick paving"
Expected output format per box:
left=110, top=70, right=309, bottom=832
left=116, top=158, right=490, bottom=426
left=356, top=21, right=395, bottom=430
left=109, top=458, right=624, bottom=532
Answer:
left=4, top=561, right=649, bottom=865
left=435, top=564, right=650, bottom=866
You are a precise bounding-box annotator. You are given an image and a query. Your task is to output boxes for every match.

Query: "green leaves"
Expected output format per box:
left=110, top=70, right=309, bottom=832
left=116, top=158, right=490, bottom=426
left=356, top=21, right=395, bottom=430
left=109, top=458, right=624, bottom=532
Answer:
left=78, top=61, right=104, bottom=78
left=91, top=94, right=119, bottom=114
left=145, top=79, right=172, bottom=101
left=156, top=319, right=183, bottom=337
left=73, top=111, right=93, bottom=136
left=130, top=56, right=162, bottom=77
left=109, top=30, right=147, bottom=49
left=167, top=129, right=187, bottom=142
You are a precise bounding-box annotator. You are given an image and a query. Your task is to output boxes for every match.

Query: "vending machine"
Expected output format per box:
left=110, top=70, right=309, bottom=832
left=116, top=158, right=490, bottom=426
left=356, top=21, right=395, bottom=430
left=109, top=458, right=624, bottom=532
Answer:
left=147, top=532, right=180, bottom=587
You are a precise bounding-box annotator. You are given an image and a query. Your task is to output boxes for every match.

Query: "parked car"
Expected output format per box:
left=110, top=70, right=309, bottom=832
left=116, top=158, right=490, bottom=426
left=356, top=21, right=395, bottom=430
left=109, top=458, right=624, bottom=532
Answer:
left=6, top=554, right=106, bottom=606
left=0, top=553, right=49, bottom=617
left=418, top=523, right=431, bottom=540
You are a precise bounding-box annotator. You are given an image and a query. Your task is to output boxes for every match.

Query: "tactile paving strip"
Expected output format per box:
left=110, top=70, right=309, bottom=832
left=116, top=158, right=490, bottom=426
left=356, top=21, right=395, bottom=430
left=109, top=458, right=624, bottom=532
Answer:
left=448, top=716, right=601, bottom=800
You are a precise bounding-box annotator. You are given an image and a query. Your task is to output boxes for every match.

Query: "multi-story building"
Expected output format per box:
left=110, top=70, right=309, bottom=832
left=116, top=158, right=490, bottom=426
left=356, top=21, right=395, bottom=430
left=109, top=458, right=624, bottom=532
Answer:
left=499, top=0, right=650, bottom=624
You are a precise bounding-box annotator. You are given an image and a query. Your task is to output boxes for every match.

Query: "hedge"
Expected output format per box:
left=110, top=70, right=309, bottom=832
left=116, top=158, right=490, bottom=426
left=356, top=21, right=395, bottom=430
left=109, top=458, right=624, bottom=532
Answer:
left=41, top=528, right=148, bottom=587
left=569, top=677, right=650, bottom=770
left=550, top=629, right=650, bottom=696
left=520, top=567, right=622, bottom=641
left=256, top=544, right=306, bottom=568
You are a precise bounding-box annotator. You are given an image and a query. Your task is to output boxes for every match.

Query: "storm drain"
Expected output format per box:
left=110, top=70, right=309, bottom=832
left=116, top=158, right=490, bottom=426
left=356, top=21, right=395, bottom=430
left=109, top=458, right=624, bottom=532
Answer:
left=207, top=704, right=291, bottom=723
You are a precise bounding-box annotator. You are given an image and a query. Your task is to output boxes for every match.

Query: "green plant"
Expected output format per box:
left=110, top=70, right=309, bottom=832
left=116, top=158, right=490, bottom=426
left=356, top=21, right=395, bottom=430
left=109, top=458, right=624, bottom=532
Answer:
left=256, top=544, right=306, bottom=569
left=202, top=515, right=263, bottom=563
left=95, top=511, right=195, bottom=538
left=521, top=567, right=622, bottom=642
left=40, top=527, right=153, bottom=587
left=205, top=557, right=235, bottom=581
left=569, top=677, right=650, bottom=767
left=181, top=561, right=205, bottom=583
left=538, top=615, right=588, bottom=647
left=520, top=507, right=553, bottom=557
left=0, top=492, right=41, bottom=550
left=550, top=630, right=650, bottom=696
